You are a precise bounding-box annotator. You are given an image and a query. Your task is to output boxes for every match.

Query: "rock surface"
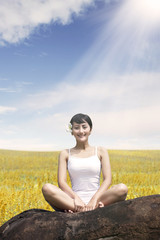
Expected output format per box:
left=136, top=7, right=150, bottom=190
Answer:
left=0, top=195, right=160, bottom=240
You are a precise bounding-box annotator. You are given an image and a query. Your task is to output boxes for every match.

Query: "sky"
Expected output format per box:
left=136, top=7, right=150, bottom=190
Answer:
left=0, top=0, right=160, bottom=151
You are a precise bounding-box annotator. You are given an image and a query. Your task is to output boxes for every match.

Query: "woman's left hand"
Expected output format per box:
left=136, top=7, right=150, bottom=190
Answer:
left=85, top=198, right=98, bottom=211
left=85, top=198, right=104, bottom=211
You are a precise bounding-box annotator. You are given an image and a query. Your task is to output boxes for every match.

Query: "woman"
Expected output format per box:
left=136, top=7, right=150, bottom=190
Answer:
left=42, top=113, right=128, bottom=213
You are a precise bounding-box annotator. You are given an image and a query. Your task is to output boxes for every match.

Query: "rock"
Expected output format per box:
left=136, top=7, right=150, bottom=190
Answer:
left=0, top=195, right=160, bottom=240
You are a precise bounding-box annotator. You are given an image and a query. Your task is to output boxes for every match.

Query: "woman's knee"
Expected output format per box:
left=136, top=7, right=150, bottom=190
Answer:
left=42, top=183, right=50, bottom=196
left=116, top=183, right=128, bottom=198
left=42, top=183, right=57, bottom=197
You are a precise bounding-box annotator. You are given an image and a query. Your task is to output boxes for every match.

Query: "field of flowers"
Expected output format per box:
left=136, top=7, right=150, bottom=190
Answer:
left=0, top=149, right=160, bottom=226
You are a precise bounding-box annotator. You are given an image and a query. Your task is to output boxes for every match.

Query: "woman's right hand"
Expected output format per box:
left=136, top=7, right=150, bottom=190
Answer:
left=74, top=196, right=86, bottom=212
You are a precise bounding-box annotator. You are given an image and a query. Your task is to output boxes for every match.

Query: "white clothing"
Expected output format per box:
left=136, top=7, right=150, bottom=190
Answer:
left=67, top=147, right=101, bottom=204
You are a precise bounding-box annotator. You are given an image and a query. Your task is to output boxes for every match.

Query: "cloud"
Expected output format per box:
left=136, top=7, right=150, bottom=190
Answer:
left=104, top=0, right=120, bottom=3
left=0, top=77, right=8, bottom=81
left=0, top=88, right=17, bottom=93
left=1, top=71, right=159, bottom=150
left=39, top=51, right=48, bottom=57
left=0, top=138, right=59, bottom=151
left=0, top=106, right=17, bottom=114
left=22, top=72, right=160, bottom=113
left=9, top=102, right=159, bottom=150
left=0, top=0, right=96, bottom=44
left=13, top=71, right=159, bottom=150
left=21, top=81, right=33, bottom=85
left=23, top=80, right=119, bottom=111
left=106, top=137, right=160, bottom=150
left=91, top=105, right=160, bottom=137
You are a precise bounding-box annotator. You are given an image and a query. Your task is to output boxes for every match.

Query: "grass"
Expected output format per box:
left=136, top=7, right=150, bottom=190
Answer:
left=0, top=149, right=160, bottom=225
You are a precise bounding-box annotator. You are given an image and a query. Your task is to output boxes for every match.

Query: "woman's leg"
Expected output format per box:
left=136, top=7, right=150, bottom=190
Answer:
left=99, top=183, right=128, bottom=206
left=42, top=183, right=75, bottom=211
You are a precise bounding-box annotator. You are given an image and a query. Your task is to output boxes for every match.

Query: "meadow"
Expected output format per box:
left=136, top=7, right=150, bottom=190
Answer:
left=0, top=149, right=160, bottom=226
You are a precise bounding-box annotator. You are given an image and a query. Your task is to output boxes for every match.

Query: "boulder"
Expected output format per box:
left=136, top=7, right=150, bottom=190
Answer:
left=0, top=195, right=160, bottom=240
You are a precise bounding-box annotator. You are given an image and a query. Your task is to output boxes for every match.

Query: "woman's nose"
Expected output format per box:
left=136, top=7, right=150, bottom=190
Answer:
left=79, top=127, right=83, bottom=133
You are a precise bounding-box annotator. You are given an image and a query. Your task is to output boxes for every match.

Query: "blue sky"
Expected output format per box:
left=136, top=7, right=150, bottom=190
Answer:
left=0, top=0, right=160, bottom=151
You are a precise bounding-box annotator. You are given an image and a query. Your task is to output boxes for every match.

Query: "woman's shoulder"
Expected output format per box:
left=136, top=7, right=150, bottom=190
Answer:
left=59, top=149, right=69, bottom=160
left=97, top=146, right=108, bottom=152
left=97, top=146, right=109, bottom=158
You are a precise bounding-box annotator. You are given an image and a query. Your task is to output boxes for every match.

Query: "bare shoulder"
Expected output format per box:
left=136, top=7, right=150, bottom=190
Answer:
left=97, top=146, right=109, bottom=160
left=58, top=149, right=69, bottom=161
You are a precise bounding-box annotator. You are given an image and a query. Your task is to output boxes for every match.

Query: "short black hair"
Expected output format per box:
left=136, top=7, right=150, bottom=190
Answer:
left=70, top=113, right=93, bottom=130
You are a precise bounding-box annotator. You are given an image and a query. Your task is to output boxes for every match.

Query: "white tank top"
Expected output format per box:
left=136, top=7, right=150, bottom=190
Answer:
left=67, top=147, right=101, bottom=204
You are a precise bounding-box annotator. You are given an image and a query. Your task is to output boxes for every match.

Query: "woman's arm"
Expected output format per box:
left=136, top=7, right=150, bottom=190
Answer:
left=86, top=147, right=112, bottom=210
left=58, top=149, right=86, bottom=212
left=58, top=149, right=76, bottom=198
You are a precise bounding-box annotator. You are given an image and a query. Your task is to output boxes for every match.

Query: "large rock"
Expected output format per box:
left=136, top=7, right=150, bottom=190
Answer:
left=0, top=195, right=160, bottom=240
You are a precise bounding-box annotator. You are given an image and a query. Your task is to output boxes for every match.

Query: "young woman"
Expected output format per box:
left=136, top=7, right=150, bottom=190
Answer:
left=42, top=113, right=128, bottom=213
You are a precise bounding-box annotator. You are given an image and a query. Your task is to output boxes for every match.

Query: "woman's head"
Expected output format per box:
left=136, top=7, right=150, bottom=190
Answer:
left=70, top=113, right=92, bottom=142
left=70, top=113, right=93, bottom=130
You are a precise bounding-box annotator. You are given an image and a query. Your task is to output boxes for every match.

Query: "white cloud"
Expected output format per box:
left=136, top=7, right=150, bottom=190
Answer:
left=5, top=103, right=159, bottom=151
left=91, top=105, right=160, bottom=137
left=0, top=88, right=17, bottom=93
left=34, top=104, right=160, bottom=139
left=1, top=74, right=159, bottom=150
left=0, top=0, right=96, bottom=44
left=106, top=137, right=160, bottom=150
left=0, top=124, right=18, bottom=135
left=0, top=138, right=59, bottom=151
left=22, top=72, right=160, bottom=113
left=0, top=106, right=17, bottom=114
left=21, top=81, right=33, bottom=85
left=0, top=77, right=8, bottom=81
left=10, top=72, right=159, bottom=150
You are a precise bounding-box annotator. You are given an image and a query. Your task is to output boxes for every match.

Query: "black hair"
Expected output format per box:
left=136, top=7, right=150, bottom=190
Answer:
left=70, top=113, right=93, bottom=130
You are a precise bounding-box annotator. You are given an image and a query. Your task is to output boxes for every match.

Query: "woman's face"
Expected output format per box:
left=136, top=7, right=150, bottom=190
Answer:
left=72, top=121, right=91, bottom=142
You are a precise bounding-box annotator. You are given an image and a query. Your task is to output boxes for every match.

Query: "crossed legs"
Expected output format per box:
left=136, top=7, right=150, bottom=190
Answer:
left=42, top=184, right=75, bottom=211
left=99, top=183, right=128, bottom=206
left=42, top=183, right=128, bottom=212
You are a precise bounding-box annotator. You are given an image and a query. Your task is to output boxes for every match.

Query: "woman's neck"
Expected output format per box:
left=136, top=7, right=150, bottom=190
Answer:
left=75, top=141, right=90, bottom=150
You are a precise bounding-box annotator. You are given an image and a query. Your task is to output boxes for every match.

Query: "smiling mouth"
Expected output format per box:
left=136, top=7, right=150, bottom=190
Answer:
left=77, top=134, right=86, bottom=137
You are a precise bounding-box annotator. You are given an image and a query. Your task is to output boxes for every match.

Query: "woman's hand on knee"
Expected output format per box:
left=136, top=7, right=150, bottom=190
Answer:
left=86, top=199, right=104, bottom=211
left=86, top=198, right=98, bottom=211
left=74, top=196, right=86, bottom=212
